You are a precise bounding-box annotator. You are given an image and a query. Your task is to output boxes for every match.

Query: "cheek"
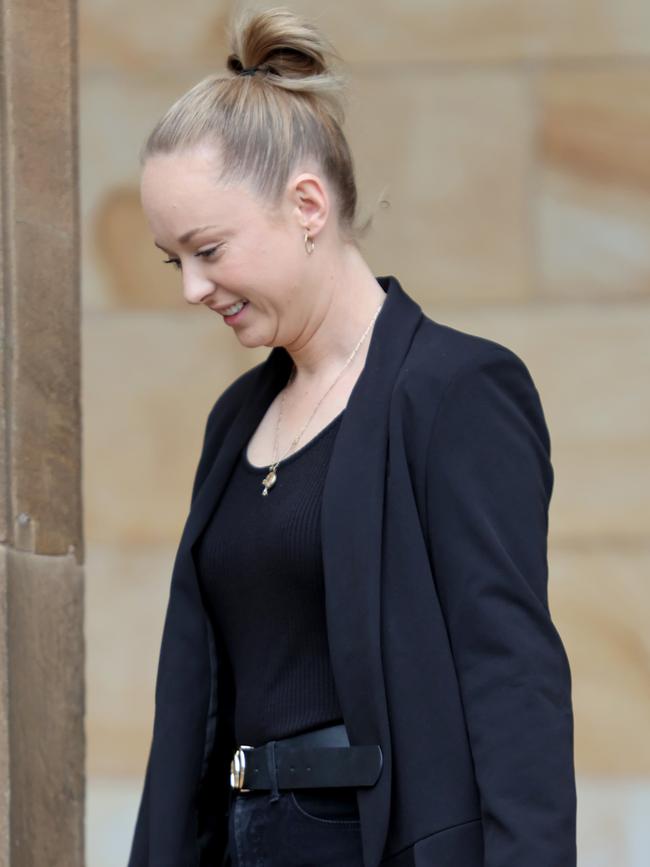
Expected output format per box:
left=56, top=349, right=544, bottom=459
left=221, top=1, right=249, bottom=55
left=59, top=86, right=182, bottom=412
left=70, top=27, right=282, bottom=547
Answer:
left=255, top=229, right=300, bottom=264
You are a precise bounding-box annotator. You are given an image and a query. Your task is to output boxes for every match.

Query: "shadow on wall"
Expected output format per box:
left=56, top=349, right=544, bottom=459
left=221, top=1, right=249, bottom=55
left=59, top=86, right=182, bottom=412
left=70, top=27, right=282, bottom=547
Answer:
left=93, top=184, right=186, bottom=309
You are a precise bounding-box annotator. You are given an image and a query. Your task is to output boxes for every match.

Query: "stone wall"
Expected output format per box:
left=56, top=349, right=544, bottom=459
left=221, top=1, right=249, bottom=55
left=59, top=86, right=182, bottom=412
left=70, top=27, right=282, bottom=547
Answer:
left=80, top=2, right=650, bottom=864
left=1, top=0, right=84, bottom=864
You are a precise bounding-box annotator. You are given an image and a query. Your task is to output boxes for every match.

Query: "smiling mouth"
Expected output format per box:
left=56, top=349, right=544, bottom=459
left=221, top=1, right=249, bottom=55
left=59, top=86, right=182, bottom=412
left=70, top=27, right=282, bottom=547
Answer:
left=221, top=299, right=247, bottom=316
left=222, top=300, right=250, bottom=322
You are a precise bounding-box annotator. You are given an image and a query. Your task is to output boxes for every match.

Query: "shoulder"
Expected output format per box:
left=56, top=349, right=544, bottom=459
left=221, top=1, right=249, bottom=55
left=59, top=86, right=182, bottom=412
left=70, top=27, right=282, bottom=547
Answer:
left=394, top=313, right=551, bottom=455
left=396, top=315, right=534, bottom=402
left=403, top=313, right=534, bottom=396
left=203, top=358, right=266, bottom=431
left=190, top=358, right=267, bottom=503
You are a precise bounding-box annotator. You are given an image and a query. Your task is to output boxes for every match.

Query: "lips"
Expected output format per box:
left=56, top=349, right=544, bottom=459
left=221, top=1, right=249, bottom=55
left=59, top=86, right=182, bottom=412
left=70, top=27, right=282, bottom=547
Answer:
left=222, top=300, right=250, bottom=323
left=211, top=299, right=246, bottom=314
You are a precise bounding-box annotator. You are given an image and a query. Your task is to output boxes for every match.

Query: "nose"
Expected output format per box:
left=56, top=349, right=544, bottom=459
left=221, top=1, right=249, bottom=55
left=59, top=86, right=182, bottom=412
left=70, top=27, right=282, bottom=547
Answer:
left=182, top=272, right=214, bottom=306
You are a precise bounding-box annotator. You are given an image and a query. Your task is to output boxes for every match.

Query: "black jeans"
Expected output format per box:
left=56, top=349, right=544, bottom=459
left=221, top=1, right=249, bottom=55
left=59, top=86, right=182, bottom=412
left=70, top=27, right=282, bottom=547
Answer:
left=221, top=785, right=364, bottom=866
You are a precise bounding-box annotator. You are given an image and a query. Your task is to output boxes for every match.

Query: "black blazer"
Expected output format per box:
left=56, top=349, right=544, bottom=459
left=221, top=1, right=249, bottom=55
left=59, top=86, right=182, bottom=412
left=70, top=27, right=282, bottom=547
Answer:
left=128, top=274, right=577, bottom=867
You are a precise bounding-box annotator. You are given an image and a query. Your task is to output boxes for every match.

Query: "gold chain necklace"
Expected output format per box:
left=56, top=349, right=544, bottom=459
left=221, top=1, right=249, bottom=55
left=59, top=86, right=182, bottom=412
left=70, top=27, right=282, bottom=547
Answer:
left=260, top=302, right=384, bottom=496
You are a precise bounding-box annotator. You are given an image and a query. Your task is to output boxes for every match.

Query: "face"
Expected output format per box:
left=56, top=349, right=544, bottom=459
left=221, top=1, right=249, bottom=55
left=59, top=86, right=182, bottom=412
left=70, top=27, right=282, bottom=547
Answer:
left=140, top=143, right=320, bottom=349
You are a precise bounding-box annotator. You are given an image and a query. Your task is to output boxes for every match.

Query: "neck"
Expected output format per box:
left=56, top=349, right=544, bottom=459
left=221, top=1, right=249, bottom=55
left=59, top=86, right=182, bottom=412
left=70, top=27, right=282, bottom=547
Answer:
left=282, top=246, right=387, bottom=390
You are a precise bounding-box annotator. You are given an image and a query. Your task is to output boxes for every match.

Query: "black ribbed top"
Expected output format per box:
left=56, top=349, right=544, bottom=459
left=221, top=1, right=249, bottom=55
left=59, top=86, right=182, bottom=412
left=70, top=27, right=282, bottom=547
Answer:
left=194, top=409, right=346, bottom=746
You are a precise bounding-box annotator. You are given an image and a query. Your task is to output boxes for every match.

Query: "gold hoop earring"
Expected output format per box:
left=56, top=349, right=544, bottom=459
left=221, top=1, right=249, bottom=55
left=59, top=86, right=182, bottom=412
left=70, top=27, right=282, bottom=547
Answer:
left=304, top=232, right=315, bottom=255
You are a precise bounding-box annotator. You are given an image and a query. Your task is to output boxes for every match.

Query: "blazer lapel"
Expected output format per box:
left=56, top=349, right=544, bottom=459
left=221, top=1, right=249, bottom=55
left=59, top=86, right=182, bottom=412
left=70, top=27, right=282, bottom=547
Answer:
left=181, top=274, right=423, bottom=867
left=321, top=276, right=423, bottom=866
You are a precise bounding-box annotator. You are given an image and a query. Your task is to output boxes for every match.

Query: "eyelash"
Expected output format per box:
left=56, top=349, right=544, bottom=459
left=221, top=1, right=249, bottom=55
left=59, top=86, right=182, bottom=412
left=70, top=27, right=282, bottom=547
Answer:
left=163, top=246, right=221, bottom=270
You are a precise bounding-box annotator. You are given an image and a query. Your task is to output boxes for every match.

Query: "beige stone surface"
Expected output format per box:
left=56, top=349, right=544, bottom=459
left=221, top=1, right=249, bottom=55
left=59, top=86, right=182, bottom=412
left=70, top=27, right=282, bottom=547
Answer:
left=82, top=309, right=266, bottom=544
left=347, top=69, right=533, bottom=305
left=86, top=534, right=650, bottom=779
left=538, top=66, right=650, bottom=300
left=2, top=0, right=84, bottom=862
left=83, top=297, right=650, bottom=549
left=85, top=541, right=176, bottom=777
left=4, top=0, right=82, bottom=558
left=84, top=300, right=650, bottom=778
left=80, top=0, right=231, bottom=72
left=81, top=65, right=534, bottom=310
left=77, top=4, right=650, bottom=857
left=81, top=0, right=650, bottom=68
left=427, top=300, right=650, bottom=544
left=80, top=69, right=205, bottom=311
left=549, top=544, right=650, bottom=774
left=0, top=555, right=9, bottom=867
left=329, top=0, right=650, bottom=63
left=5, top=548, right=85, bottom=866
left=576, top=776, right=650, bottom=867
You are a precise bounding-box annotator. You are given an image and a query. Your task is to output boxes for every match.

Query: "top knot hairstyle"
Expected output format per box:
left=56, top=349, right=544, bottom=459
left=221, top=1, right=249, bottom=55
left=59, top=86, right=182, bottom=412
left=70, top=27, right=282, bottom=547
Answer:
left=139, top=6, right=383, bottom=246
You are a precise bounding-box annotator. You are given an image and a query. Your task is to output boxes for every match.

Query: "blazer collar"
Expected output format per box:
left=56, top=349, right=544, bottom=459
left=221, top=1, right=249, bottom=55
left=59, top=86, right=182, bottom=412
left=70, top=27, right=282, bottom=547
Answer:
left=184, top=273, right=424, bottom=867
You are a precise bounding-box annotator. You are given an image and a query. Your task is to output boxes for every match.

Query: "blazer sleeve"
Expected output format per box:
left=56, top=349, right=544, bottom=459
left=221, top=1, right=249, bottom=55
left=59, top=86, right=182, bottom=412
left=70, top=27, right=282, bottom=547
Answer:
left=424, top=348, right=577, bottom=867
left=127, top=398, right=229, bottom=867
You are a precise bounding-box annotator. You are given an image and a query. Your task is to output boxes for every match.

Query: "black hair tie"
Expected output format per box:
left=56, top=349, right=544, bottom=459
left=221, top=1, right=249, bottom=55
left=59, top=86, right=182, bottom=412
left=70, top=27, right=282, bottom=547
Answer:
left=239, top=66, right=259, bottom=76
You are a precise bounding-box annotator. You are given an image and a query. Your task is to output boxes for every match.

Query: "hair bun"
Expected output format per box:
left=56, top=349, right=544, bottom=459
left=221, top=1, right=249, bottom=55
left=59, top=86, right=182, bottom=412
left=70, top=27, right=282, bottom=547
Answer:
left=226, top=6, right=340, bottom=82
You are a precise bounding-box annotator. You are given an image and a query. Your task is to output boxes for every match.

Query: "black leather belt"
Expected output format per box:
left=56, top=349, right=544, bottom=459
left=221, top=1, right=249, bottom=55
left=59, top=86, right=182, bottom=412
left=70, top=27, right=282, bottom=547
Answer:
left=229, top=722, right=383, bottom=792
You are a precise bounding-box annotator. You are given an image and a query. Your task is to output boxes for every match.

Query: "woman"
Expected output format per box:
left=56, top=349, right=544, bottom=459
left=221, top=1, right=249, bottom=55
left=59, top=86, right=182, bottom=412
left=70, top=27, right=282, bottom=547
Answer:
left=129, top=6, right=576, bottom=867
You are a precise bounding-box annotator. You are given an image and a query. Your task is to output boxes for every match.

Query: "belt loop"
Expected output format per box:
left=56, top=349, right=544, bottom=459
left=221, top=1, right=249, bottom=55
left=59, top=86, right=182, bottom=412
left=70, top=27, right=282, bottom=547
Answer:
left=266, top=740, right=280, bottom=802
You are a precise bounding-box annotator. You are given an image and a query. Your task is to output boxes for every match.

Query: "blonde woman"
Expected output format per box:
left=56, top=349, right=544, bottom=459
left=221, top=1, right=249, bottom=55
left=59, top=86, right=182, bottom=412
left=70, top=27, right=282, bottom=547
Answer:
left=129, top=6, right=576, bottom=867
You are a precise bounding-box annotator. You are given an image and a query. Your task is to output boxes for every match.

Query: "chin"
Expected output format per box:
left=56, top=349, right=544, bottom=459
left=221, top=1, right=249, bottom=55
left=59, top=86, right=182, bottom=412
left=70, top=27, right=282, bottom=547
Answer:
left=234, top=332, right=270, bottom=350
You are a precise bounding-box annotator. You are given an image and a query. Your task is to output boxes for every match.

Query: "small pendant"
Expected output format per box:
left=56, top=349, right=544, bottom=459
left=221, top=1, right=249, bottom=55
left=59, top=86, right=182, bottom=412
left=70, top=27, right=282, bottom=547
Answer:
left=262, top=468, right=277, bottom=496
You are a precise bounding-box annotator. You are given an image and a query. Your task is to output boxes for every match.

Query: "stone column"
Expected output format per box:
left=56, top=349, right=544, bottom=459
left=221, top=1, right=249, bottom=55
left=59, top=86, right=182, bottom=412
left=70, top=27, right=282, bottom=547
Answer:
left=0, top=0, right=84, bottom=864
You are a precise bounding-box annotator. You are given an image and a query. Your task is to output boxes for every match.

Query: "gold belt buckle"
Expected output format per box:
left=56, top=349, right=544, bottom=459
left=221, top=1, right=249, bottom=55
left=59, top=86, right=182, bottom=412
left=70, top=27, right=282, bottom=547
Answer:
left=230, top=745, right=253, bottom=791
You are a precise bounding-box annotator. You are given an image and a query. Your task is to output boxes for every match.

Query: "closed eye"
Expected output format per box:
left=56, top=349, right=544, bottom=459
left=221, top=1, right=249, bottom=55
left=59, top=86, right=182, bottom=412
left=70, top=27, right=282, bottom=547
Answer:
left=163, top=245, right=222, bottom=270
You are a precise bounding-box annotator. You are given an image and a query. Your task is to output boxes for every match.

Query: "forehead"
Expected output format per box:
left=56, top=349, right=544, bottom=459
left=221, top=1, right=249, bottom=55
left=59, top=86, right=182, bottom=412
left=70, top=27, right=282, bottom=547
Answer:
left=140, top=147, right=269, bottom=240
left=141, top=148, right=245, bottom=209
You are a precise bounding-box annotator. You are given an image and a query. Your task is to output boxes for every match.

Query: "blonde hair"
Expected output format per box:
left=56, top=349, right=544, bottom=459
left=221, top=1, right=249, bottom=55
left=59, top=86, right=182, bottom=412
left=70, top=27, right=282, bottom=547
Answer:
left=139, top=6, right=385, bottom=246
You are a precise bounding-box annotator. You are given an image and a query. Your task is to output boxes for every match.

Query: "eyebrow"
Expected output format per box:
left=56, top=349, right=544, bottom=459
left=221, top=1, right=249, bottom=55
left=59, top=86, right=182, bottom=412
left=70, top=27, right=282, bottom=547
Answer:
left=153, top=224, right=219, bottom=252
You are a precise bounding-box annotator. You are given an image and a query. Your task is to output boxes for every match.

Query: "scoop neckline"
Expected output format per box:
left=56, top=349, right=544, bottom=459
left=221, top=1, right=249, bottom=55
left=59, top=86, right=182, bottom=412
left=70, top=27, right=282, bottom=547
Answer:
left=242, top=408, right=345, bottom=473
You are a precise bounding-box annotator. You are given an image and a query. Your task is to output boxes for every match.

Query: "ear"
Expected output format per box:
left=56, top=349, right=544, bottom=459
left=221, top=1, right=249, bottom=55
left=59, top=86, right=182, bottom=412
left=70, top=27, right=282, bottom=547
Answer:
left=288, top=171, right=329, bottom=239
